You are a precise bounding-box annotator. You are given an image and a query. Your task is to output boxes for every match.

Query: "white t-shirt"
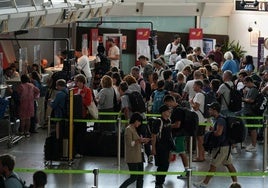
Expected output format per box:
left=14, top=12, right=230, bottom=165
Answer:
left=192, top=92, right=206, bottom=123
left=183, top=79, right=196, bottom=100
left=108, top=45, right=120, bottom=68
left=77, top=55, right=92, bottom=79
left=175, top=58, right=193, bottom=72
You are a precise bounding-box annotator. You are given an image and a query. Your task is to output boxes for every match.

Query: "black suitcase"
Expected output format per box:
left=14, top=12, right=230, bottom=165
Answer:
left=44, top=131, right=60, bottom=161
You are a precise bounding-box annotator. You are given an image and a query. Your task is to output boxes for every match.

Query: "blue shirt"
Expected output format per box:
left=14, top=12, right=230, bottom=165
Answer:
left=5, top=172, right=23, bottom=188
left=212, top=115, right=228, bottom=146
left=221, top=59, right=239, bottom=75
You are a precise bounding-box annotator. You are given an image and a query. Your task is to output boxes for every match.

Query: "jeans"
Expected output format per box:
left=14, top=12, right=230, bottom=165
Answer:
left=119, top=162, right=144, bottom=188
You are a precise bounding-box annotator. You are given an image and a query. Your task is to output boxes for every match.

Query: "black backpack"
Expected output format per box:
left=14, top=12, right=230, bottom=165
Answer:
left=251, top=92, right=268, bottom=116
left=199, top=92, right=217, bottom=119
left=172, top=107, right=198, bottom=137
left=126, top=91, right=146, bottom=113
left=223, top=83, right=242, bottom=112
left=203, top=131, right=222, bottom=153
left=225, top=116, right=246, bottom=145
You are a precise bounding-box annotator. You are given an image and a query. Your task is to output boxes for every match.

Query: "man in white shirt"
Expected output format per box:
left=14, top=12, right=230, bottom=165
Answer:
left=183, top=70, right=202, bottom=100
left=75, top=51, right=92, bottom=87
left=164, top=34, right=185, bottom=68
left=107, top=38, right=120, bottom=68
left=190, top=80, right=206, bottom=162
left=175, top=51, right=193, bottom=72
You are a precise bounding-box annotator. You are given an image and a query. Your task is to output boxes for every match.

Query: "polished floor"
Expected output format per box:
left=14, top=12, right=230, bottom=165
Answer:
left=1, top=127, right=268, bottom=188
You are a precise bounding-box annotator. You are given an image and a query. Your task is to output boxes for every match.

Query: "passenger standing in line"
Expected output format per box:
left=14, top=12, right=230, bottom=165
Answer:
left=207, top=43, right=224, bottom=68
left=190, top=80, right=206, bottom=162
left=119, top=113, right=150, bottom=188
left=0, top=154, right=23, bottom=188
left=95, top=75, right=115, bottom=132
left=75, top=50, right=92, bottom=87
left=221, top=51, right=239, bottom=75
left=151, top=105, right=174, bottom=188
left=28, top=171, right=47, bottom=188
left=107, top=38, right=120, bottom=69
left=193, top=102, right=237, bottom=188
left=48, top=79, right=68, bottom=139
left=164, top=34, right=185, bottom=68
left=217, top=70, right=235, bottom=117
left=73, top=74, right=93, bottom=157
left=16, top=74, right=40, bottom=138
left=163, top=95, right=189, bottom=178
left=242, top=76, right=259, bottom=152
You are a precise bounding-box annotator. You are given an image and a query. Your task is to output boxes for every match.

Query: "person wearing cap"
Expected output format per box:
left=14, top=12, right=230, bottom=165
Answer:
left=153, top=58, right=164, bottom=81
left=107, top=38, right=120, bottom=68
left=151, top=104, right=173, bottom=188
left=193, top=102, right=238, bottom=188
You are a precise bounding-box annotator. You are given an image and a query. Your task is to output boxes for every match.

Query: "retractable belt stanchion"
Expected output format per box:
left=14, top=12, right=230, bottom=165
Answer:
left=47, top=116, right=51, bottom=137
left=69, top=89, right=74, bottom=162
left=187, top=136, right=193, bottom=188
left=117, top=117, right=121, bottom=170
left=263, top=118, right=268, bottom=172
left=93, top=168, right=99, bottom=188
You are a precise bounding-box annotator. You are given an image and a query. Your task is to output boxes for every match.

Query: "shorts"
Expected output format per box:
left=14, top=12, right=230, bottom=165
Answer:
left=173, top=136, right=185, bottom=154
left=196, top=125, right=206, bottom=136
left=211, top=146, right=233, bottom=168
left=246, top=117, right=259, bottom=131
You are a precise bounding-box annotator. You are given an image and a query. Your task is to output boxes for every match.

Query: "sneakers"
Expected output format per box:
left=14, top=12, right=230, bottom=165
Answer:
left=231, top=147, right=238, bottom=154
left=193, top=182, right=208, bottom=188
left=177, top=170, right=188, bottom=179
left=25, top=132, right=31, bottom=138
left=245, top=144, right=257, bottom=152
left=148, top=155, right=154, bottom=164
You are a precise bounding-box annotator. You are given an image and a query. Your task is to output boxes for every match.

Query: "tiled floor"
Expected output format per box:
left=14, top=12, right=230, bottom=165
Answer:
left=1, top=128, right=268, bottom=188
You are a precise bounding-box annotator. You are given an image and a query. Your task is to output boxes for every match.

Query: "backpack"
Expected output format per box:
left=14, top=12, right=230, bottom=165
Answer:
left=113, top=89, right=121, bottom=112
left=172, top=107, right=198, bottom=137
left=223, top=83, right=242, bottom=112
left=225, top=116, right=246, bottom=159
left=203, top=131, right=222, bottom=153
left=126, top=91, right=146, bottom=113
left=7, top=174, right=27, bottom=188
left=251, top=92, right=268, bottom=116
left=199, top=92, right=217, bottom=118
left=152, top=90, right=167, bottom=114
left=98, top=53, right=110, bottom=73
left=225, top=116, right=246, bottom=145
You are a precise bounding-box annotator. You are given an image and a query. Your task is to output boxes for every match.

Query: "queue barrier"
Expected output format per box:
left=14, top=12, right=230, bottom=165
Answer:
left=48, top=112, right=267, bottom=188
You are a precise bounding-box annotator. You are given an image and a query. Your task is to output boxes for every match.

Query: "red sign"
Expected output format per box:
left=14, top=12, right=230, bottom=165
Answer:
left=136, top=28, right=150, bottom=40
left=0, top=44, right=9, bottom=69
left=189, top=28, right=203, bottom=40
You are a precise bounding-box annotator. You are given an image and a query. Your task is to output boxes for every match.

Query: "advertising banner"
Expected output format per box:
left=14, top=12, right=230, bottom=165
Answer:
left=136, top=28, right=150, bottom=64
left=189, top=28, right=203, bottom=49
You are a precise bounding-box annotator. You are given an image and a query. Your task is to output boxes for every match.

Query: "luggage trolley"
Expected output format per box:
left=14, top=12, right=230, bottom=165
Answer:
left=0, top=94, right=23, bottom=148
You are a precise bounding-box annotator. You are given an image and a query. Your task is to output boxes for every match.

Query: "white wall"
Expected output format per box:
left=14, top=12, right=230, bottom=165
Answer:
left=201, top=16, right=229, bottom=35
left=229, top=11, right=268, bottom=57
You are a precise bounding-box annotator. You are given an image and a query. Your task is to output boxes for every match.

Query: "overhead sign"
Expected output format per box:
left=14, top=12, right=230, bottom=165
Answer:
left=235, top=1, right=268, bottom=11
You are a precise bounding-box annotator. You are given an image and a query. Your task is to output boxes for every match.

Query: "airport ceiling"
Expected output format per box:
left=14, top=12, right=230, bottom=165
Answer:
left=0, top=0, right=235, bottom=34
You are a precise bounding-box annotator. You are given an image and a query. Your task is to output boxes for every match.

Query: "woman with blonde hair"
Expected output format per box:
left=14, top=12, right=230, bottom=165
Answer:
left=96, top=75, right=115, bottom=132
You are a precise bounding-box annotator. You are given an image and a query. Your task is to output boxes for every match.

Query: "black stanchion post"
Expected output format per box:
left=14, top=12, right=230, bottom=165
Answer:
left=47, top=116, right=51, bottom=137
left=263, top=119, right=268, bottom=172
left=117, top=117, right=121, bottom=170
left=93, top=168, right=99, bottom=188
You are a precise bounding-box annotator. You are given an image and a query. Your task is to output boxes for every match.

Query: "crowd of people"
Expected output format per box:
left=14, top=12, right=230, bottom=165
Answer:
left=2, top=33, right=268, bottom=187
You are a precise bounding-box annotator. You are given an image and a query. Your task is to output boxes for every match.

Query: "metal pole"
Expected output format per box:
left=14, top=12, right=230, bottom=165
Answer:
left=47, top=116, right=51, bottom=137
left=187, top=136, right=193, bottom=188
left=117, top=117, right=121, bottom=170
left=263, top=119, right=268, bottom=171
left=93, top=168, right=99, bottom=188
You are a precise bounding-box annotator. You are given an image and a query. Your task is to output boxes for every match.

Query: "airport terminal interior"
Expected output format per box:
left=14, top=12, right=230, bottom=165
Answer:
left=1, top=0, right=268, bottom=188
left=0, top=127, right=268, bottom=188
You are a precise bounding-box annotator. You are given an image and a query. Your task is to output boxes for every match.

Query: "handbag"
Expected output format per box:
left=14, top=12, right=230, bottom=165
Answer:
left=87, top=99, right=98, bottom=119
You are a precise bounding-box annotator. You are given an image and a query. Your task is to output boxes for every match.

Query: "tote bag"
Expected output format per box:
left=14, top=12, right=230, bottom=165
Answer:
left=87, top=97, right=98, bottom=119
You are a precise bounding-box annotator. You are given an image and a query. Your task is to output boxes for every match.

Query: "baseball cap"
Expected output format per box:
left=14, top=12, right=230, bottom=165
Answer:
left=207, top=102, right=221, bottom=112
left=159, top=105, right=170, bottom=113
